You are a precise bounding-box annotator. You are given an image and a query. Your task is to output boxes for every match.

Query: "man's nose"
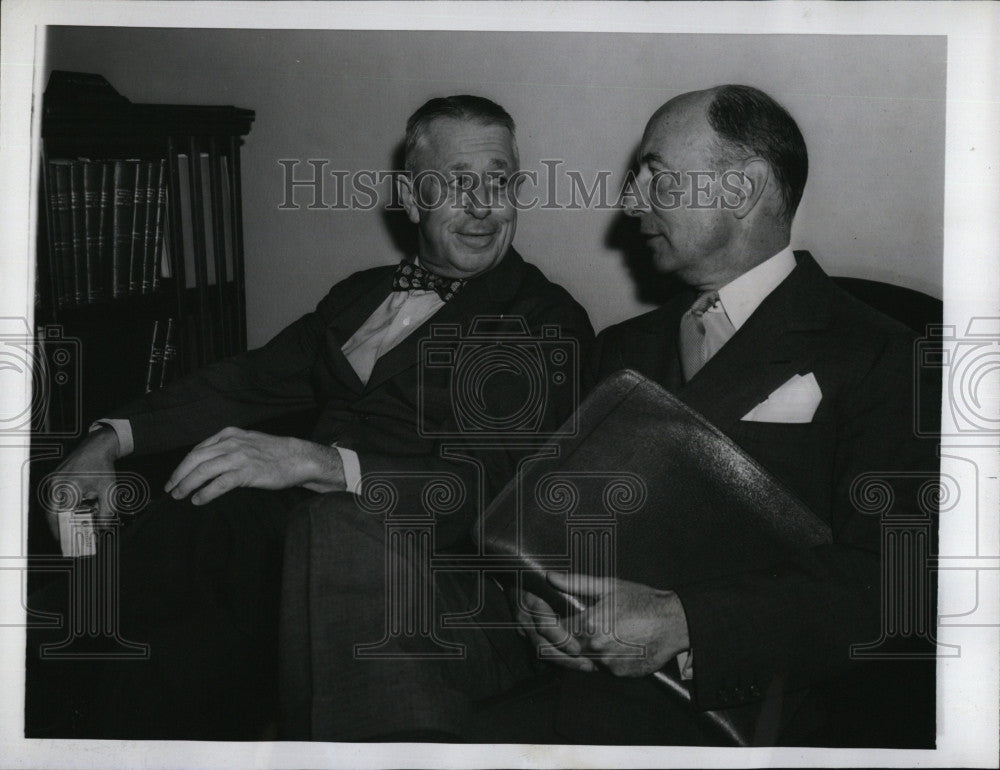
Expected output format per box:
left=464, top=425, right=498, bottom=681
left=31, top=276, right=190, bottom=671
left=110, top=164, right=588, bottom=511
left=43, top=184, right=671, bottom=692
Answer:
left=463, top=186, right=493, bottom=219
left=623, top=192, right=648, bottom=218
left=622, top=177, right=649, bottom=218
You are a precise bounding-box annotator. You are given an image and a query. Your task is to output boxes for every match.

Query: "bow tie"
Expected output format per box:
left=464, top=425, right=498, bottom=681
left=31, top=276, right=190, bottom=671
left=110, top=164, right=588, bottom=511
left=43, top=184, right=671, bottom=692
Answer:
left=392, top=261, right=466, bottom=302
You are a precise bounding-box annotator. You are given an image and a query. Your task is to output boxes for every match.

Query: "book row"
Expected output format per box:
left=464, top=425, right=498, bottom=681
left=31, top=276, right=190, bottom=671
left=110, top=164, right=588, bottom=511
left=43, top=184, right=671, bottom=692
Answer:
left=44, top=158, right=169, bottom=308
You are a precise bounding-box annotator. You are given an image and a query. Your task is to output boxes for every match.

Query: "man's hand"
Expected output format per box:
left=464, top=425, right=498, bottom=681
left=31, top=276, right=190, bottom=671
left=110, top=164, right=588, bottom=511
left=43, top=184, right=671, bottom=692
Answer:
left=43, top=426, right=121, bottom=542
left=547, top=571, right=691, bottom=678
left=513, top=588, right=597, bottom=673
left=165, top=427, right=346, bottom=505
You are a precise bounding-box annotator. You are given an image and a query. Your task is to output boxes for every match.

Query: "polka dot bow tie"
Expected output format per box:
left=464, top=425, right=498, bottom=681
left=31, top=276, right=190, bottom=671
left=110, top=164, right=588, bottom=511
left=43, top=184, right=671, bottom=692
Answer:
left=391, top=261, right=467, bottom=302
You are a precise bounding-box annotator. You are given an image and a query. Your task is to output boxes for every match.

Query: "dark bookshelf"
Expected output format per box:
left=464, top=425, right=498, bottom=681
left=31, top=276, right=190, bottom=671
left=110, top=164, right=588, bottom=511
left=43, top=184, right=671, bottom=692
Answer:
left=36, top=71, right=255, bottom=435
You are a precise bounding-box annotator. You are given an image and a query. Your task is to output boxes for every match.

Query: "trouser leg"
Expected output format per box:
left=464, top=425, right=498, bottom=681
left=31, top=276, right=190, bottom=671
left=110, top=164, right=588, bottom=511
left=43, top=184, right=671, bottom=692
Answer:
left=279, top=491, right=533, bottom=740
left=26, top=486, right=311, bottom=739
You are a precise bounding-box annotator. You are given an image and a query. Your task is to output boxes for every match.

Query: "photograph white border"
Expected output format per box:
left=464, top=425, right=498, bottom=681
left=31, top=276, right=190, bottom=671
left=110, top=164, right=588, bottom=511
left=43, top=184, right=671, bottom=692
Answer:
left=1, top=2, right=997, bottom=768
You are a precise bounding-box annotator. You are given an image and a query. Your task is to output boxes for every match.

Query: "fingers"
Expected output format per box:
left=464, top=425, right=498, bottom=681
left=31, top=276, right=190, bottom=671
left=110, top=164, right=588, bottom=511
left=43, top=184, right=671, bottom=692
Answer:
left=517, top=591, right=571, bottom=645
left=518, top=588, right=555, bottom=617
left=516, top=610, right=594, bottom=672
left=166, top=442, right=236, bottom=495
left=166, top=427, right=247, bottom=492
left=516, top=590, right=585, bottom=659
left=191, top=471, right=243, bottom=506
left=532, top=640, right=596, bottom=672
left=169, top=453, right=245, bottom=500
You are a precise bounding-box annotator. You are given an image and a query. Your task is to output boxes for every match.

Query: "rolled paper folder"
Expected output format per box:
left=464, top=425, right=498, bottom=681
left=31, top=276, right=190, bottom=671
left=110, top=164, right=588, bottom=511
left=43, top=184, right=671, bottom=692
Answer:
left=476, top=369, right=833, bottom=745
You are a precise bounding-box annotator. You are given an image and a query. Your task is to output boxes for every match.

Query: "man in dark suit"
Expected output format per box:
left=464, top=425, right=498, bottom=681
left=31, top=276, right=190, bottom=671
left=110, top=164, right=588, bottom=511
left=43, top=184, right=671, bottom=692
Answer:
left=513, top=85, right=938, bottom=746
left=27, top=95, right=593, bottom=739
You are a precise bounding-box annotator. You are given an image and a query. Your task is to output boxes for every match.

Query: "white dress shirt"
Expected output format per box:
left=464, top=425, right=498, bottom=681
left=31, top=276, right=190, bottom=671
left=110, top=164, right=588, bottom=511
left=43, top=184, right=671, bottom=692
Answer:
left=335, top=284, right=445, bottom=491
left=713, top=245, right=796, bottom=335
left=96, top=263, right=448, bottom=496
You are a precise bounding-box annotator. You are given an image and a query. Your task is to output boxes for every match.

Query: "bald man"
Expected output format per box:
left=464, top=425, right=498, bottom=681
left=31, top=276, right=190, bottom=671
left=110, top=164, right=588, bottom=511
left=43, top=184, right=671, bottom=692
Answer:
left=513, top=85, right=938, bottom=747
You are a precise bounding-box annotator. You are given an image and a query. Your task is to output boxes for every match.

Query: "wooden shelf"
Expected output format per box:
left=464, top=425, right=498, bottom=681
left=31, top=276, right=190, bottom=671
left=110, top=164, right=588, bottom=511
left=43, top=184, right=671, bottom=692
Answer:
left=35, top=71, right=254, bottom=436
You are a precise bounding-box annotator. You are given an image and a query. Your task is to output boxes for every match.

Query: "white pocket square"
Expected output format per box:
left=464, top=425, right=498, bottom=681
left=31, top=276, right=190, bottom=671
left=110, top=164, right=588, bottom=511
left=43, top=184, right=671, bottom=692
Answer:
left=741, top=372, right=822, bottom=423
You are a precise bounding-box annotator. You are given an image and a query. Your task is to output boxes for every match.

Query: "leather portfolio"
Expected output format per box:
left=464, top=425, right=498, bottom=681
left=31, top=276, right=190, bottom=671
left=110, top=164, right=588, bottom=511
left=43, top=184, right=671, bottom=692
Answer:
left=475, top=368, right=833, bottom=745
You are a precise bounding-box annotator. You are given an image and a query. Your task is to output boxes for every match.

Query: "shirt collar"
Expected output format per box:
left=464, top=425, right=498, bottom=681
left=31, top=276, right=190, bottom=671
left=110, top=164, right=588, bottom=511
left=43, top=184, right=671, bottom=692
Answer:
left=716, top=246, right=796, bottom=331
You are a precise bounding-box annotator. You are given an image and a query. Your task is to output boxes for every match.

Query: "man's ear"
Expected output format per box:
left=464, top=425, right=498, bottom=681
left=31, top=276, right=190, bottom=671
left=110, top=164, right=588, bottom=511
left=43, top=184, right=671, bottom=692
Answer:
left=729, top=158, right=770, bottom=221
left=396, top=174, right=421, bottom=225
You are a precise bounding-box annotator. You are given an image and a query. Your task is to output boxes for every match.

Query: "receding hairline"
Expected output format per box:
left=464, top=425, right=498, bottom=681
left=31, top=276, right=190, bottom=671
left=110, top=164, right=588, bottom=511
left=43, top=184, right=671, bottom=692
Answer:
left=644, top=85, right=808, bottom=226
left=644, top=89, right=717, bottom=140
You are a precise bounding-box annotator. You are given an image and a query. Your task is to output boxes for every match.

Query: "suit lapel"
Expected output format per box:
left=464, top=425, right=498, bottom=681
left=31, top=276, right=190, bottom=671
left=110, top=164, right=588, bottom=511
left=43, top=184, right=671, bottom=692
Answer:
left=635, top=295, right=691, bottom=394
left=677, top=251, right=832, bottom=431
left=363, top=249, right=526, bottom=392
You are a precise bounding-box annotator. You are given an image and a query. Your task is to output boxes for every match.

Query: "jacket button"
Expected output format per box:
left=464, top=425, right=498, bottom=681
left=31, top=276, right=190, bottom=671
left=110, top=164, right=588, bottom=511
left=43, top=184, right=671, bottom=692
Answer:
left=749, top=684, right=761, bottom=698
left=716, top=688, right=730, bottom=705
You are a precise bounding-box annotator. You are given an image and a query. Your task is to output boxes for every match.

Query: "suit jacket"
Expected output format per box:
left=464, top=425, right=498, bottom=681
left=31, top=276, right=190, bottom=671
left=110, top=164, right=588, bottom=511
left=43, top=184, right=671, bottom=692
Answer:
left=111, top=248, right=594, bottom=548
left=585, top=251, right=938, bottom=742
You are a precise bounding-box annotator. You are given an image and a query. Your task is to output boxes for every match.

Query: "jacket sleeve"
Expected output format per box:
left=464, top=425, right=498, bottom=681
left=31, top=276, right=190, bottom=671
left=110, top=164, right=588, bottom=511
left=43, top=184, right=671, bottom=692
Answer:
left=107, top=288, right=341, bottom=456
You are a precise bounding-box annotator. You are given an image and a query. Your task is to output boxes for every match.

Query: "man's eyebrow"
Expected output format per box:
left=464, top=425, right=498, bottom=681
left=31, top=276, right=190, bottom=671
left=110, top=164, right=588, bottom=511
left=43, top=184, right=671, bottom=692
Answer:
left=444, top=159, right=512, bottom=175
left=444, top=158, right=511, bottom=175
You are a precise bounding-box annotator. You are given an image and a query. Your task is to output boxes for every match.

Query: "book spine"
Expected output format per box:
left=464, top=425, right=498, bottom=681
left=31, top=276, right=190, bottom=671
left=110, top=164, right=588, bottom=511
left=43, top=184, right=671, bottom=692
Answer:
left=82, top=161, right=103, bottom=303
left=50, top=162, right=74, bottom=309
left=68, top=162, right=86, bottom=305
left=145, top=319, right=164, bottom=393
left=159, top=317, right=177, bottom=388
left=110, top=160, right=137, bottom=298
left=160, top=215, right=173, bottom=280
left=140, top=159, right=161, bottom=293
left=44, top=162, right=66, bottom=310
left=128, top=161, right=149, bottom=294
left=97, top=162, right=112, bottom=301
left=151, top=159, right=168, bottom=292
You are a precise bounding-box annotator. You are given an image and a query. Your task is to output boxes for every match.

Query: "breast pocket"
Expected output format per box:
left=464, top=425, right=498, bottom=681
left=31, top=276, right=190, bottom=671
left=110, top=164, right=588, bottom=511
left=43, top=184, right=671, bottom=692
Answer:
left=727, top=419, right=836, bottom=514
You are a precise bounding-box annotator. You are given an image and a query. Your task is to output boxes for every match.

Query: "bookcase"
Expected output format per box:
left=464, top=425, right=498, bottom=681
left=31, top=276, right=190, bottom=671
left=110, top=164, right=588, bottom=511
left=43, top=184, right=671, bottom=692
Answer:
left=36, top=71, right=255, bottom=432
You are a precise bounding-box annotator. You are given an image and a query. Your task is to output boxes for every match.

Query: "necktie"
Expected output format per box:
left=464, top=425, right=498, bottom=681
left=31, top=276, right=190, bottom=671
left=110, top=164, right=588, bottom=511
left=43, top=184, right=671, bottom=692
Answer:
left=678, top=290, right=736, bottom=382
left=392, top=260, right=466, bottom=302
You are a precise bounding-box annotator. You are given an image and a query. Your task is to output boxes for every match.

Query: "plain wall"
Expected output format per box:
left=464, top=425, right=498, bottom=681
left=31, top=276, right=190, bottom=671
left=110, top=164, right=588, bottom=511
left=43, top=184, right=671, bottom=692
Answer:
left=44, top=28, right=946, bottom=346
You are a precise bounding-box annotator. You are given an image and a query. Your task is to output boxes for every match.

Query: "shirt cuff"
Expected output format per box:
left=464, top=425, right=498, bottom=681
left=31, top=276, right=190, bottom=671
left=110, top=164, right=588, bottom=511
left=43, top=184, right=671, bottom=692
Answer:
left=334, top=446, right=362, bottom=494
left=90, top=419, right=134, bottom=457
left=677, top=649, right=694, bottom=681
